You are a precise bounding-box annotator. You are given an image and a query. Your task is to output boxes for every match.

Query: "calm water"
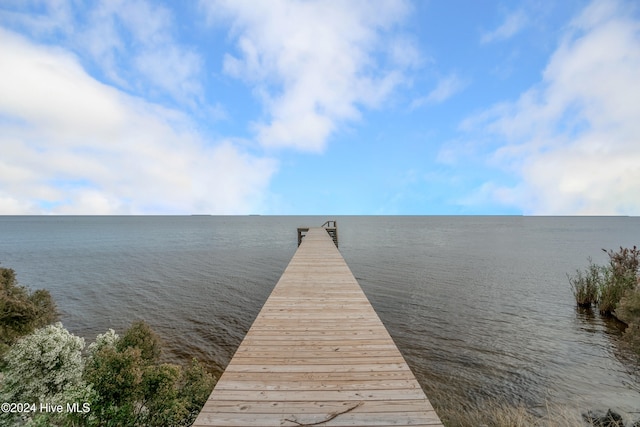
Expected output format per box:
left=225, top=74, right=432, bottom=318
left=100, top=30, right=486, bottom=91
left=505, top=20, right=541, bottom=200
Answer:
left=1, top=216, right=639, bottom=418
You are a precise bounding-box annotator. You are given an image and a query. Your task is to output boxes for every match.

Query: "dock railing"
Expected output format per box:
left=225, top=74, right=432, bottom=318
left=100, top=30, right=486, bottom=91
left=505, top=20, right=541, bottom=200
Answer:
left=298, top=220, right=338, bottom=247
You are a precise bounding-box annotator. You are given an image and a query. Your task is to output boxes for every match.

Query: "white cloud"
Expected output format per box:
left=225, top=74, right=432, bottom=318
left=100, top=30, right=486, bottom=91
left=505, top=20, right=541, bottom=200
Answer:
left=0, top=28, right=276, bottom=214
left=481, top=10, right=528, bottom=44
left=461, top=0, right=640, bottom=215
left=202, top=0, right=416, bottom=152
left=133, top=46, right=203, bottom=107
left=411, top=73, right=467, bottom=108
left=0, top=0, right=75, bottom=36
left=1, top=0, right=205, bottom=109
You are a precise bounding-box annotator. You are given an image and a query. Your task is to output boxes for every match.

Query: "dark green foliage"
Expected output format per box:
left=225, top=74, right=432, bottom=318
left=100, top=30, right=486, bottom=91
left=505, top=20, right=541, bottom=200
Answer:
left=141, top=364, right=188, bottom=427
left=30, top=289, right=58, bottom=325
left=84, top=321, right=215, bottom=426
left=0, top=266, right=57, bottom=354
left=179, top=358, right=217, bottom=424
left=0, top=266, right=215, bottom=426
left=117, top=320, right=161, bottom=364
left=85, top=346, right=145, bottom=409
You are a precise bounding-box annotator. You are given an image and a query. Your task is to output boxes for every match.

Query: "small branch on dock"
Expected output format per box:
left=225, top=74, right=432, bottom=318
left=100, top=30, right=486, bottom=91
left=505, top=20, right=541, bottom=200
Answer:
left=284, top=402, right=363, bottom=426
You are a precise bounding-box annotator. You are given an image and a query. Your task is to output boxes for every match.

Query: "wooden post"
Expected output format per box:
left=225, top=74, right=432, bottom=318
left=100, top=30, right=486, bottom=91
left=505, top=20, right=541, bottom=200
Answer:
left=321, top=220, right=338, bottom=248
left=297, top=227, right=309, bottom=246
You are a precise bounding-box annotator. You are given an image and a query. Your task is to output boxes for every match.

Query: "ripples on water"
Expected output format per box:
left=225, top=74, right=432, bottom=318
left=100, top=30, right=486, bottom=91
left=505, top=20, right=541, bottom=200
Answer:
left=1, top=215, right=639, bottom=418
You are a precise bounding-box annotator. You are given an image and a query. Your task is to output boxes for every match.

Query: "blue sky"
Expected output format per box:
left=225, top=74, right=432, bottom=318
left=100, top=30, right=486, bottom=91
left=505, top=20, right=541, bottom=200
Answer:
left=1, top=0, right=639, bottom=215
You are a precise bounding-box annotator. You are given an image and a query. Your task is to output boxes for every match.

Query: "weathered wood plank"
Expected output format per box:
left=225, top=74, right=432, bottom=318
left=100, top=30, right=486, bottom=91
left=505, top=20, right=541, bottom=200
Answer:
left=222, top=363, right=413, bottom=374
left=216, top=371, right=417, bottom=382
left=212, top=379, right=424, bottom=391
left=199, top=399, right=436, bottom=414
left=202, top=389, right=430, bottom=402
left=192, top=227, right=443, bottom=426
left=232, top=350, right=403, bottom=358
left=236, top=339, right=402, bottom=348
left=194, top=411, right=442, bottom=427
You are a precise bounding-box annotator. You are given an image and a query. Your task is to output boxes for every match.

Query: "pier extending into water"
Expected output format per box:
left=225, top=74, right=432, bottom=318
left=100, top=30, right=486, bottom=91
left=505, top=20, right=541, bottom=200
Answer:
left=297, top=220, right=338, bottom=247
left=193, top=224, right=443, bottom=426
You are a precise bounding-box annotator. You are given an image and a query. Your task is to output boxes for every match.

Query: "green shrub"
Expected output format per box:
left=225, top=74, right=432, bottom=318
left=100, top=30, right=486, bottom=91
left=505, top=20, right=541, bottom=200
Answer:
left=0, top=267, right=214, bottom=426
left=0, top=323, right=90, bottom=427
left=85, top=345, right=145, bottom=411
left=599, top=268, right=636, bottom=315
left=1, top=322, right=85, bottom=402
left=116, top=320, right=161, bottom=364
left=598, top=247, right=639, bottom=315
left=141, top=364, right=187, bottom=427
left=569, top=247, right=639, bottom=315
left=84, top=321, right=215, bottom=426
left=570, top=247, right=640, bottom=359
left=0, top=267, right=57, bottom=352
left=617, top=286, right=640, bottom=324
left=568, top=258, right=601, bottom=307
left=569, top=246, right=640, bottom=359
left=617, top=287, right=640, bottom=357
left=177, top=358, right=217, bottom=425
left=0, top=319, right=214, bottom=426
left=603, top=245, right=639, bottom=278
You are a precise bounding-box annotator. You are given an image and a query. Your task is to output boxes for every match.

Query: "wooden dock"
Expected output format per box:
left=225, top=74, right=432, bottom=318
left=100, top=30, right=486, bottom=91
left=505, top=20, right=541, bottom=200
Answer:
left=193, top=227, right=443, bottom=426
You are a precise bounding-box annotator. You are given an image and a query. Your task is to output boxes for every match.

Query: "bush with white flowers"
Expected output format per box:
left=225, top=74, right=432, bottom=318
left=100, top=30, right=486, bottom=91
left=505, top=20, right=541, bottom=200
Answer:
left=0, top=319, right=215, bottom=426
left=1, top=322, right=85, bottom=404
left=87, top=328, right=119, bottom=356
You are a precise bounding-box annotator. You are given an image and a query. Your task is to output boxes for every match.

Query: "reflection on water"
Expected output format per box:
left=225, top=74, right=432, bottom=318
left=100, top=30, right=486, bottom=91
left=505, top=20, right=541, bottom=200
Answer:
left=0, top=215, right=639, bottom=418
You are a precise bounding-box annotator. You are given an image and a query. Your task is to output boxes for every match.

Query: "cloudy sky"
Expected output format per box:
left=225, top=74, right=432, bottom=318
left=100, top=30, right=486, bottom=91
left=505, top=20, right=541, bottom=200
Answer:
left=1, top=0, right=638, bottom=215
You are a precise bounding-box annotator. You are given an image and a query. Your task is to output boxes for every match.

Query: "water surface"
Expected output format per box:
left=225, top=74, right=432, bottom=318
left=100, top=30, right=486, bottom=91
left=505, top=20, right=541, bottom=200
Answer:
left=1, top=215, right=638, bottom=417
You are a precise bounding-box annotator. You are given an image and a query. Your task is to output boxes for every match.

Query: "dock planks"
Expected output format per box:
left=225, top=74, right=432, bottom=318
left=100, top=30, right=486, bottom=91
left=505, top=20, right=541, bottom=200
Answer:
left=193, top=227, right=443, bottom=426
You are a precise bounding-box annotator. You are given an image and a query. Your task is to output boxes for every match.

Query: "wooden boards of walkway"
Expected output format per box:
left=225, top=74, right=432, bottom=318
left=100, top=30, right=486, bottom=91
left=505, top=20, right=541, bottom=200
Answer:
left=193, top=227, right=443, bottom=426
